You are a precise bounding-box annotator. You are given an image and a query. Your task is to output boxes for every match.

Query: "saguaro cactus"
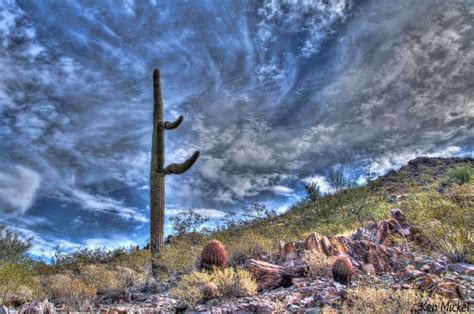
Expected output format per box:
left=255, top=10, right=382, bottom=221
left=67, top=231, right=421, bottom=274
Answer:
left=150, top=69, right=200, bottom=277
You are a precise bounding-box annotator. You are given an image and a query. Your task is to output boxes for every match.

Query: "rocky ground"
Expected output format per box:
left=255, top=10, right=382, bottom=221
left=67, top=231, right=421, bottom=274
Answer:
left=3, top=208, right=473, bottom=313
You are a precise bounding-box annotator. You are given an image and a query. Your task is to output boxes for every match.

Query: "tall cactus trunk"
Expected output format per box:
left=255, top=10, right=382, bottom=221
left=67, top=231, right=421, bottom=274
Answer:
left=150, top=69, right=199, bottom=278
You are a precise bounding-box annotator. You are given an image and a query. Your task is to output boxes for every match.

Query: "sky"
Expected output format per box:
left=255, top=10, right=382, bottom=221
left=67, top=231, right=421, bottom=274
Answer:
left=0, top=0, right=473, bottom=258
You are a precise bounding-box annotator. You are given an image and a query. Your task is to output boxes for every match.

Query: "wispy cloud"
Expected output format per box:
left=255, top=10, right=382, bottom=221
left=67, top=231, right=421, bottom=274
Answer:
left=0, top=165, right=41, bottom=215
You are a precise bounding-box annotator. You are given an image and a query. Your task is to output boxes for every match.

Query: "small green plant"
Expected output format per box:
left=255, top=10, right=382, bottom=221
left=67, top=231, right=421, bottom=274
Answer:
left=446, top=165, right=473, bottom=185
left=169, top=267, right=257, bottom=307
left=200, top=240, right=228, bottom=271
left=332, top=255, right=353, bottom=285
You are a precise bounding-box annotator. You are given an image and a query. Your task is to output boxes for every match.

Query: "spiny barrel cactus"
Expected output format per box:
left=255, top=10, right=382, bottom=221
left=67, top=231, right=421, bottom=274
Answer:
left=332, top=255, right=353, bottom=285
left=150, top=69, right=200, bottom=277
left=200, top=240, right=228, bottom=271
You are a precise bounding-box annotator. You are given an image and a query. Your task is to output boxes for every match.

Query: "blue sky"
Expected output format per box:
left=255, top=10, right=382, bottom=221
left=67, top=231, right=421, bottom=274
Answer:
left=0, top=0, right=473, bottom=258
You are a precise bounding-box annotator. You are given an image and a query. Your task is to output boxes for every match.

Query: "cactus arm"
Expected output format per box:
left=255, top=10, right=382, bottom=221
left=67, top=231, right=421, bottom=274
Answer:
left=164, top=151, right=200, bottom=175
left=164, top=115, right=184, bottom=130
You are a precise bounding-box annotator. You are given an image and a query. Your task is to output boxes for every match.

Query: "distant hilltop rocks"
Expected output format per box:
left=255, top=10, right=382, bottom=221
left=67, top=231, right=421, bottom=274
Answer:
left=369, top=156, right=474, bottom=193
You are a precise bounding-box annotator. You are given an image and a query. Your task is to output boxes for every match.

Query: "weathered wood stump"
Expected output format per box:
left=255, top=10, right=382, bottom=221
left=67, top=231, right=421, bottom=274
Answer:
left=245, top=259, right=305, bottom=290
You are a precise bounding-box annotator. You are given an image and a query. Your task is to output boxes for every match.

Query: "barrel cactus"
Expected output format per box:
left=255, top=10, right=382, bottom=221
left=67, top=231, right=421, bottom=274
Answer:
left=202, top=282, right=218, bottom=299
left=200, top=240, right=228, bottom=271
left=332, top=255, right=353, bottom=285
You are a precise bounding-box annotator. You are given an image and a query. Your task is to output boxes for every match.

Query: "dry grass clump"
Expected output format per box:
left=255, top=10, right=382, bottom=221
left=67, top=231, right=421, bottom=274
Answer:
left=342, top=286, right=447, bottom=313
left=42, top=274, right=96, bottom=311
left=170, top=267, right=257, bottom=307
left=225, top=232, right=274, bottom=266
left=303, top=251, right=333, bottom=279
left=79, top=264, right=123, bottom=294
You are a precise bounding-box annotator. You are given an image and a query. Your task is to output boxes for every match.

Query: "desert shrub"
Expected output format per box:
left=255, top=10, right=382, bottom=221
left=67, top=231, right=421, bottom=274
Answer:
left=53, top=247, right=114, bottom=271
left=169, top=267, right=257, bottom=307
left=241, top=203, right=277, bottom=224
left=115, top=265, right=144, bottom=287
left=446, top=165, right=473, bottom=185
left=226, top=232, right=274, bottom=266
left=0, top=262, right=37, bottom=306
left=401, top=192, right=473, bottom=262
left=157, top=239, right=201, bottom=276
left=113, top=249, right=150, bottom=273
left=79, top=264, right=123, bottom=294
left=0, top=225, right=32, bottom=263
left=303, top=251, right=333, bottom=278
left=42, top=274, right=96, bottom=311
left=342, top=287, right=446, bottom=312
left=170, top=209, right=210, bottom=236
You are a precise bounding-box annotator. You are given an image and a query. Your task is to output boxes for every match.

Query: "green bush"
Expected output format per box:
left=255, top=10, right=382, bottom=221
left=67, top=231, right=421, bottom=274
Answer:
left=401, top=192, right=473, bottom=262
left=0, top=261, right=37, bottom=306
left=446, top=165, right=473, bottom=185
left=169, top=267, right=257, bottom=307
left=156, top=239, right=202, bottom=277
left=0, top=225, right=32, bottom=263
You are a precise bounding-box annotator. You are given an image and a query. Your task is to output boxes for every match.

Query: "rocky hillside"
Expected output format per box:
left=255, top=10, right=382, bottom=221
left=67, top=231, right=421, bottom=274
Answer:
left=1, top=157, right=473, bottom=313
left=369, top=156, right=474, bottom=193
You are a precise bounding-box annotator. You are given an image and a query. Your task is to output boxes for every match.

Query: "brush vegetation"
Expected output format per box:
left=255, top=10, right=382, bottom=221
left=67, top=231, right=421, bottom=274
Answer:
left=0, top=157, right=472, bottom=310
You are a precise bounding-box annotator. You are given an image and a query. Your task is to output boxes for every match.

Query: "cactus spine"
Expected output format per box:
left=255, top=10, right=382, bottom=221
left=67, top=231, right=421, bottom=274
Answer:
left=150, top=69, right=200, bottom=277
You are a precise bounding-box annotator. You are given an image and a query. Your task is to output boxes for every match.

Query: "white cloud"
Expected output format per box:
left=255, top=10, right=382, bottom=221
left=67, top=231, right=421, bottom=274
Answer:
left=67, top=189, right=148, bottom=223
left=0, top=165, right=41, bottom=215
left=167, top=208, right=226, bottom=219
left=268, top=185, right=294, bottom=196
left=302, top=175, right=332, bottom=194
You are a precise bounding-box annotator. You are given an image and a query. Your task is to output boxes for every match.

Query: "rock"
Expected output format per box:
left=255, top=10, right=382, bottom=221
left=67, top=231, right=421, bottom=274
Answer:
left=304, top=232, right=322, bottom=252
left=321, top=236, right=334, bottom=256
left=421, top=264, right=430, bottom=272
left=110, top=307, right=127, bottom=314
left=19, top=300, right=55, bottom=314
left=131, top=293, right=148, bottom=302
left=391, top=208, right=407, bottom=226
left=376, top=220, right=390, bottom=244
left=362, top=263, right=376, bottom=276
left=0, top=306, right=8, bottom=314
left=447, top=263, right=474, bottom=275
left=405, top=265, right=416, bottom=272
left=430, top=262, right=445, bottom=274
left=100, top=309, right=109, bottom=314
